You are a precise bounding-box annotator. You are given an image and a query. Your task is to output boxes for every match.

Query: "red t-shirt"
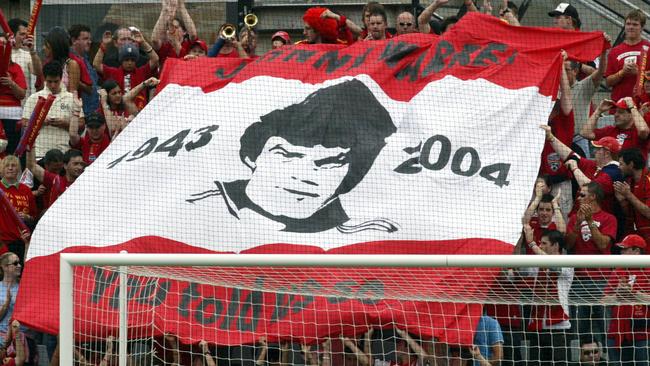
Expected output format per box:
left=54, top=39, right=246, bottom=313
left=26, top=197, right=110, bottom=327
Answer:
left=631, top=169, right=650, bottom=243
left=0, top=63, right=26, bottom=107
left=595, top=124, right=649, bottom=158
left=102, top=63, right=153, bottom=110
left=567, top=209, right=617, bottom=279
left=605, top=268, right=650, bottom=346
left=42, top=170, right=72, bottom=209
left=159, top=39, right=191, bottom=67
left=0, top=181, right=37, bottom=219
left=540, top=110, right=574, bottom=178
left=527, top=217, right=558, bottom=255
left=606, top=40, right=650, bottom=102
left=71, top=132, right=111, bottom=165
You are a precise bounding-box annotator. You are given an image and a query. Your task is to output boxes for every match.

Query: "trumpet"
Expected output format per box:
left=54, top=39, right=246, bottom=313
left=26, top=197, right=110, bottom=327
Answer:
left=244, top=13, right=258, bottom=29
left=220, top=23, right=237, bottom=40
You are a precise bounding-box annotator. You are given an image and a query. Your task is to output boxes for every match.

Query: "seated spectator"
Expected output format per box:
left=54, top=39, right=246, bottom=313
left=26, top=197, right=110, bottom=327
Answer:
left=42, top=26, right=91, bottom=94
left=581, top=98, right=649, bottom=158
left=573, top=335, right=606, bottom=366
left=0, top=156, right=37, bottom=257
left=21, top=61, right=82, bottom=160
left=524, top=229, right=573, bottom=366
left=27, top=148, right=84, bottom=210
left=69, top=110, right=110, bottom=165
left=94, top=29, right=159, bottom=110
left=271, top=31, right=291, bottom=50
left=603, top=234, right=650, bottom=365
left=151, top=0, right=198, bottom=66
left=606, top=9, right=650, bottom=102
left=395, top=11, right=417, bottom=35
left=101, top=27, right=149, bottom=68
left=470, top=315, right=503, bottom=366
left=0, top=32, right=27, bottom=157
left=615, top=148, right=650, bottom=243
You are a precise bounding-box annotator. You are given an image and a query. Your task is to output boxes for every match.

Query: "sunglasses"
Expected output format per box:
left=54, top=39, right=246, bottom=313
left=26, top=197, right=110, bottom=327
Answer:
left=7, top=261, right=20, bottom=266
left=399, top=22, right=413, bottom=27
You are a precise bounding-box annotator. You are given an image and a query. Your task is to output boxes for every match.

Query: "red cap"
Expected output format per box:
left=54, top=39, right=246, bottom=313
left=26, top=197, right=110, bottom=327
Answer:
left=591, top=136, right=621, bottom=154
left=189, top=39, right=208, bottom=53
left=614, top=98, right=633, bottom=110
left=617, top=234, right=647, bottom=249
left=271, top=31, right=290, bottom=44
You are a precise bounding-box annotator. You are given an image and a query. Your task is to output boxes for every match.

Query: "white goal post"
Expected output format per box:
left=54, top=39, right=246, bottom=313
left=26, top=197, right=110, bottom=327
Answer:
left=59, top=253, right=650, bottom=366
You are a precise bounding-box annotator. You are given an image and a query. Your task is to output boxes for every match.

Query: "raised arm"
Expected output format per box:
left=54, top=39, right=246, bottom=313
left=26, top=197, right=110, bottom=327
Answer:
left=394, top=328, right=431, bottom=363
left=133, top=31, right=159, bottom=69
left=628, top=97, right=650, bottom=140
left=255, top=337, right=268, bottom=366
left=522, top=183, right=543, bottom=224
left=559, top=52, right=573, bottom=116
left=98, top=336, right=114, bottom=366
left=177, top=0, right=197, bottom=40
left=464, top=0, right=478, bottom=12
left=26, top=146, right=45, bottom=183
left=418, top=0, right=448, bottom=34
left=590, top=33, right=611, bottom=87
left=199, top=340, right=217, bottom=366
left=580, top=99, right=613, bottom=140
left=68, top=92, right=83, bottom=147
left=342, top=337, right=371, bottom=366
left=94, top=31, right=113, bottom=75
left=152, top=0, right=177, bottom=50
left=540, top=125, right=574, bottom=162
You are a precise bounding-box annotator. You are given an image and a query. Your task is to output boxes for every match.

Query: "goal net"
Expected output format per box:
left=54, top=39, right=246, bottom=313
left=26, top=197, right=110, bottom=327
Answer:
left=61, top=253, right=650, bottom=366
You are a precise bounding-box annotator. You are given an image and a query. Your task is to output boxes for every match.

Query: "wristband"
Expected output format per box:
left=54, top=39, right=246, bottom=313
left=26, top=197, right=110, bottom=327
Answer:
left=527, top=241, right=537, bottom=249
left=338, top=15, right=347, bottom=28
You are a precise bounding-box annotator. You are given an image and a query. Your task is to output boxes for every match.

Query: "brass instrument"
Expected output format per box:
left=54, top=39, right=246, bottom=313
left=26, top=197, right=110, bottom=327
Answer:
left=244, top=13, right=258, bottom=29
left=220, top=23, right=237, bottom=40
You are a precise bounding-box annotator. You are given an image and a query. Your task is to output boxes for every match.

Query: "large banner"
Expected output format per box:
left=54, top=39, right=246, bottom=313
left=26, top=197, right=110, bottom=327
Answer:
left=15, top=13, right=606, bottom=345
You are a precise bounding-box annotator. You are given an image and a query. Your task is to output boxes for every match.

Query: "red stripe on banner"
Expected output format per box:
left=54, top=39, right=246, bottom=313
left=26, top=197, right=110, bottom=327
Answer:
left=158, top=13, right=607, bottom=101
left=15, top=237, right=512, bottom=346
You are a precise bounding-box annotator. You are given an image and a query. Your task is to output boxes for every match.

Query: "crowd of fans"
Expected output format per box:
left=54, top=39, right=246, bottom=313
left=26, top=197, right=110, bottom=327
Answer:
left=1, top=0, right=650, bottom=364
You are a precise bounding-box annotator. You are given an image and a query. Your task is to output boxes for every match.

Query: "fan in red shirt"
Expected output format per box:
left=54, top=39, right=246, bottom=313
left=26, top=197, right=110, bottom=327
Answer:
left=26, top=148, right=85, bottom=210
left=0, top=156, right=36, bottom=256
left=151, top=0, right=198, bottom=67
left=93, top=29, right=159, bottom=111
left=69, top=111, right=110, bottom=165
left=603, top=234, right=650, bottom=364
left=580, top=97, right=649, bottom=158
left=605, top=10, right=650, bottom=102
left=615, top=148, right=650, bottom=244
left=0, top=32, right=27, bottom=157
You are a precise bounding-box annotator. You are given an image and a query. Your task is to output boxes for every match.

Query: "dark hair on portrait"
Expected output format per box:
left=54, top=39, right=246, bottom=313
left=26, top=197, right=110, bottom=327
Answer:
left=239, top=79, right=396, bottom=197
left=620, top=148, right=646, bottom=170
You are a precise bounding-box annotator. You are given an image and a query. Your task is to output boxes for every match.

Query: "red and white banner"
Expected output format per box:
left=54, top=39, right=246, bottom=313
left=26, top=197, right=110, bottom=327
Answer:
left=15, top=13, right=606, bottom=346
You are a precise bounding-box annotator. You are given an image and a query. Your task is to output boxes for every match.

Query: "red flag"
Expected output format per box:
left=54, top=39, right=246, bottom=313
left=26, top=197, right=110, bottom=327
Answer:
left=26, top=0, right=43, bottom=36
left=0, top=9, right=12, bottom=37
left=0, top=38, right=11, bottom=78
left=14, top=95, right=56, bottom=157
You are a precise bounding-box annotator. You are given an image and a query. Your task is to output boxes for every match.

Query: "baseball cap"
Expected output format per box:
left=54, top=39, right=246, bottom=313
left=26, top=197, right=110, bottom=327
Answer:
left=614, top=98, right=633, bottom=110
left=548, top=3, right=581, bottom=28
left=271, top=31, right=291, bottom=44
left=118, top=43, right=139, bottom=63
left=189, top=39, right=208, bottom=53
left=85, top=112, right=106, bottom=128
left=591, top=136, right=621, bottom=154
left=616, top=234, right=647, bottom=249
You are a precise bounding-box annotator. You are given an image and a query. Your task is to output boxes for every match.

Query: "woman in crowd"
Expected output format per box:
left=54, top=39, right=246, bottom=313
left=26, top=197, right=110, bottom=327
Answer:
left=42, top=27, right=87, bottom=94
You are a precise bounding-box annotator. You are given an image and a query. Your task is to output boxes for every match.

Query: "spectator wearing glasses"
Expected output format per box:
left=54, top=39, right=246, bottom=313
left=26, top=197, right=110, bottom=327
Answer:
left=0, top=253, right=21, bottom=339
left=573, top=336, right=606, bottom=366
left=395, top=11, right=417, bottom=35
